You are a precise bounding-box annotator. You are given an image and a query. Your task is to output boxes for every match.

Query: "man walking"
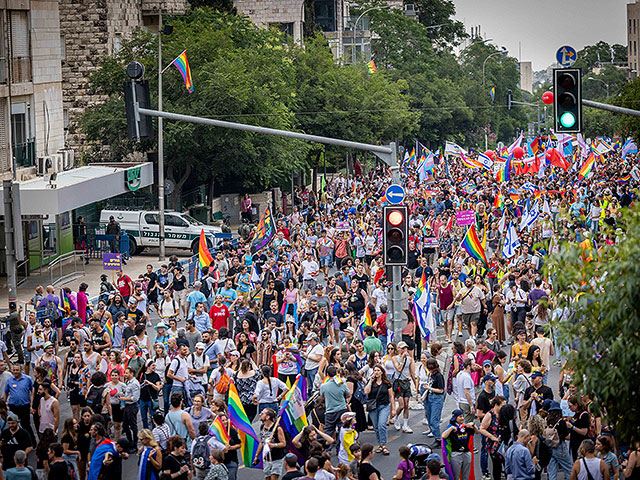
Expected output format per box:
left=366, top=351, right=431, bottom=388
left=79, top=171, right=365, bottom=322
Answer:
left=505, top=429, right=536, bottom=480
left=120, top=366, right=140, bottom=452
left=3, top=364, right=34, bottom=445
left=319, top=366, right=350, bottom=442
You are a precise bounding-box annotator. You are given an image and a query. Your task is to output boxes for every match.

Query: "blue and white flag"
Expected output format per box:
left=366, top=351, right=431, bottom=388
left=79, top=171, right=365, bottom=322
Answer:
left=519, top=199, right=531, bottom=231
left=521, top=200, right=540, bottom=231
left=250, top=264, right=261, bottom=289
left=622, top=138, right=638, bottom=160
left=413, top=281, right=434, bottom=341
left=503, top=222, right=521, bottom=259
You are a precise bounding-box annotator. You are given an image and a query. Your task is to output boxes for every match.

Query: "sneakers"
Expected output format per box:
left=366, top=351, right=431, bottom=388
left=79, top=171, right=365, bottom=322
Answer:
left=482, top=474, right=491, bottom=480
left=458, top=331, right=463, bottom=337
left=422, top=418, right=429, bottom=425
left=394, top=418, right=402, bottom=431
left=402, top=425, right=414, bottom=434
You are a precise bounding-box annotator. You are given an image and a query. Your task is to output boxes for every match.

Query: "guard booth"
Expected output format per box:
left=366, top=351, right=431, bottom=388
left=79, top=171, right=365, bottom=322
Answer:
left=0, top=163, right=154, bottom=281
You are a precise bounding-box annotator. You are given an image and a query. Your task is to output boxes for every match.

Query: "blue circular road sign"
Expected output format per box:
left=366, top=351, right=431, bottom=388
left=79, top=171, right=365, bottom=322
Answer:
left=385, top=184, right=405, bottom=204
left=556, top=46, right=577, bottom=67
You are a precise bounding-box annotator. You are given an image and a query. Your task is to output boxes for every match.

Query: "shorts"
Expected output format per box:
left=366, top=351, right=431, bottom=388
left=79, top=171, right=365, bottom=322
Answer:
left=394, top=379, right=412, bottom=398
left=111, top=403, right=124, bottom=423
left=54, top=316, right=63, bottom=329
left=148, top=291, right=158, bottom=304
left=319, top=255, right=333, bottom=267
left=454, top=306, right=462, bottom=317
left=440, top=308, right=455, bottom=322
left=24, top=351, right=31, bottom=363
left=365, top=255, right=376, bottom=265
left=263, top=458, right=283, bottom=476
left=462, top=312, right=480, bottom=327
left=68, top=390, right=86, bottom=407
left=460, top=402, right=475, bottom=424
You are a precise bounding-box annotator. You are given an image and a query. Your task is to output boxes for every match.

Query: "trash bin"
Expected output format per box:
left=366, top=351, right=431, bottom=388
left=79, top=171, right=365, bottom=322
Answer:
left=189, top=205, right=211, bottom=224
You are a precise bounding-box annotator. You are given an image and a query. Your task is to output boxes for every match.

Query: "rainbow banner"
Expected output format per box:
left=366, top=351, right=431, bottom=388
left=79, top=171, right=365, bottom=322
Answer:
left=367, top=60, right=377, bottom=74
left=59, top=290, right=76, bottom=318
left=278, top=375, right=308, bottom=438
left=579, top=154, right=596, bottom=179
left=104, top=317, right=114, bottom=341
left=171, top=50, right=194, bottom=93
left=209, top=416, right=230, bottom=445
left=489, top=86, right=495, bottom=102
left=198, top=229, right=214, bottom=268
left=461, top=224, right=488, bottom=266
left=358, top=305, right=374, bottom=339
left=228, top=380, right=261, bottom=468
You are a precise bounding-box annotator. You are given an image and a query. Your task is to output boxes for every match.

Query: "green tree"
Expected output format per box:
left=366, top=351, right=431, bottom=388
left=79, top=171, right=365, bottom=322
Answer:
left=614, top=78, right=640, bottom=140
left=412, top=0, right=466, bottom=46
left=545, top=207, right=640, bottom=441
left=574, top=41, right=627, bottom=72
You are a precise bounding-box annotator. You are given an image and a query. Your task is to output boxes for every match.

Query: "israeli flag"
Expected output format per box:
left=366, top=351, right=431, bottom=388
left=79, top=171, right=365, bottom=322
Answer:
left=503, top=222, right=521, bottom=259
left=413, top=282, right=434, bottom=341
left=250, top=264, right=261, bottom=289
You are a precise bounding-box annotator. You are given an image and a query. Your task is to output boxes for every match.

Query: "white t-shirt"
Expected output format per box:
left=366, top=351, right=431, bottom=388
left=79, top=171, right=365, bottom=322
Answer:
left=160, top=298, right=179, bottom=318
left=371, top=287, right=387, bottom=315
left=213, top=338, right=236, bottom=355
left=304, top=344, right=325, bottom=370
left=254, top=378, right=288, bottom=403
left=456, top=370, right=474, bottom=406
left=301, top=260, right=319, bottom=280
left=169, top=356, right=189, bottom=387
left=186, top=352, right=211, bottom=384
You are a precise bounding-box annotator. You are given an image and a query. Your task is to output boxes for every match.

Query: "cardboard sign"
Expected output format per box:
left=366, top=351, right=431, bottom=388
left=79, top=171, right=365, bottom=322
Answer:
left=456, top=209, right=475, bottom=226
left=103, top=253, right=122, bottom=270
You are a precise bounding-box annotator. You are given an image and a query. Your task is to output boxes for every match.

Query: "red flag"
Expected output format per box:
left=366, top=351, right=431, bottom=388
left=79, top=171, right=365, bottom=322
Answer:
left=547, top=148, right=570, bottom=171
left=446, top=215, right=454, bottom=231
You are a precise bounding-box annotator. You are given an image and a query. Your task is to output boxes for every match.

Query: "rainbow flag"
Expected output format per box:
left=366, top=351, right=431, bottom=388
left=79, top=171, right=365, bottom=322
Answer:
left=198, top=229, right=214, bottom=268
left=228, top=380, right=261, bottom=468
left=489, top=87, right=495, bottom=102
left=579, top=154, right=596, bottom=179
left=460, top=153, right=482, bottom=169
left=378, top=193, right=389, bottom=206
left=59, top=290, right=76, bottom=318
left=461, top=225, right=488, bottom=266
left=104, top=317, right=114, bottom=341
left=423, top=216, right=433, bottom=235
left=407, top=148, right=416, bottom=167
left=171, top=50, right=194, bottom=93
left=279, top=375, right=308, bottom=439
left=359, top=305, right=374, bottom=339
left=615, top=174, right=631, bottom=183
left=493, top=193, right=504, bottom=210
left=442, top=433, right=475, bottom=480
left=367, top=60, right=377, bottom=74
left=496, top=154, right=512, bottom=183
left=209, top=416, right=230, bottom=445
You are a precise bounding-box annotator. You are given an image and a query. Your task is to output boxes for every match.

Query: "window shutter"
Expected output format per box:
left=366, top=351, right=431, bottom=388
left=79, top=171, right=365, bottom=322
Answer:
left=0, top=98, right=8, bottom=173
left=10, top=11, right=29, bottom=58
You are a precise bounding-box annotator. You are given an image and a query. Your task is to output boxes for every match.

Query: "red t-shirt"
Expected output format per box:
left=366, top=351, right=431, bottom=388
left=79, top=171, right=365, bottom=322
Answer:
left=375, top=314, right=388, bottom=336
left=277, top=227, right=290, bottom=241
left=117, top=275, right=132, bottom=297
left=209, top=304, right=230, bottom=331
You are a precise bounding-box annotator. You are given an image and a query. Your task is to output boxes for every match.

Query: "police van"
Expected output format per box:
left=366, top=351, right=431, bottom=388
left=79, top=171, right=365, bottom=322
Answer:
left=99, top=209, right=222, bottom=256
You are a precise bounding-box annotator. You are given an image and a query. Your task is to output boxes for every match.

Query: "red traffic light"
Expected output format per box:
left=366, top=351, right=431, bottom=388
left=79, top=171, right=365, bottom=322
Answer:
left=388, top=210, right=403, bottom=226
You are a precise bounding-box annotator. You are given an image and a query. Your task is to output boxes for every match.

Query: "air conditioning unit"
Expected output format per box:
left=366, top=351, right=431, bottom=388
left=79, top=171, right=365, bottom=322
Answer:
left=57, top=149, right=75, bottom=170
left=51, top=154, right=64, bottom=173
left=37, top=156, right=53, bottom=175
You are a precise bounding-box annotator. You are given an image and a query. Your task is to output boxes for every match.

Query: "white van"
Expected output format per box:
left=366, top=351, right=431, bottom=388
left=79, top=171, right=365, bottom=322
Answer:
left=99, top=209, right=222, bottom=256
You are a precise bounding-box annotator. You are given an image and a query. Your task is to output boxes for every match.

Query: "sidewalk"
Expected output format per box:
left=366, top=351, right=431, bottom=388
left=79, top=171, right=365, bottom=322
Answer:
left=0, top=249, right=193, bottom=310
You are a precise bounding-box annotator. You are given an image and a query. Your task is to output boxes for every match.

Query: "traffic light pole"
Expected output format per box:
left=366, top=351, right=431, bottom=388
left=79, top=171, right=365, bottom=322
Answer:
left=387, top=144, right=405, bottom=344
left=582, top=99, right=640, bottom=118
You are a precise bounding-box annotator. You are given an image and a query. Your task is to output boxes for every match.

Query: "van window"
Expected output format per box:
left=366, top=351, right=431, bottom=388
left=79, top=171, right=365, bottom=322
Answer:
left=145, top=213, right=159, bottom=225
left=166, top=215, right=188, bottom=227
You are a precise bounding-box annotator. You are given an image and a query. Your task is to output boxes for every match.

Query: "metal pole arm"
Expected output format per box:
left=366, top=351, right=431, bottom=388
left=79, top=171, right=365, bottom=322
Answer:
left=582, top=99, right=640, bottom=118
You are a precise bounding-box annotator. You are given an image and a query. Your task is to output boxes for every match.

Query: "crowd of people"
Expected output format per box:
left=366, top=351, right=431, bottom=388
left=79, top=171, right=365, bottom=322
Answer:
left=1, top=140, right=639, bottom=480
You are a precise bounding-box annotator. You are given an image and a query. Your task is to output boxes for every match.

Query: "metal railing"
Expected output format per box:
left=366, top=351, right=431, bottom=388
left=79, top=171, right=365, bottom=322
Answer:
left=47, top=250, right=87, bottom=287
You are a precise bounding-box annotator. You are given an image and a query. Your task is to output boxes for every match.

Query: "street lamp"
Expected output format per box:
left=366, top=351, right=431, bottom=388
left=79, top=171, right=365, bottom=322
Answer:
left=482, top=47, right=508, bottom=85
left=586, top=76, right=610, bottom=97
left=352, top=4, right=392, bottom=64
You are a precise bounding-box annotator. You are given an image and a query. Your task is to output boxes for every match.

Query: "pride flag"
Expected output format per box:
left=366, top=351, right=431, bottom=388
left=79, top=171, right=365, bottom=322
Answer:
left=104, top=317, right=114, bottom=341
left=359, top=305, right=374, bottom=339
left=367, top=60, right=377, bottom=74
left=413, top=271, right=433, bottom=341
left=198, top=230, right=214, bottom=268
left=59, top=290, right=76, bottom=318
left=442, top=434, right=475, bottom=480
left=279, top=375, right=308, bottom=439
left=208, top=416, right=230, bottom=445
left=579, top=154, right=596, bottom=179
left=496, top=154, right=512, bottom=183
left=228, top=380, right=261, bottom=468
left=461, top=225, right=488, bottom=266
left=171, top=50, right=194, bottom=93
left=489, top=86, right=495, bottom=102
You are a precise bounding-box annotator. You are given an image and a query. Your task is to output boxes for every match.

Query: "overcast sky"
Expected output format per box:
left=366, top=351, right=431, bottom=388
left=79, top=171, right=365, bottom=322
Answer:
left=452, top=0, right=629, bottom=70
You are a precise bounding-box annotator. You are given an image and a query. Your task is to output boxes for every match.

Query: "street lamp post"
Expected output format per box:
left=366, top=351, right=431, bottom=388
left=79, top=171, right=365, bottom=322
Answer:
left=586, top=77, right=610, bottom=97
left=482, top=48, right=508, bottom=85
left=352, top=5, right=392, bottom=65
left=158, top=13, right=166, bottom=261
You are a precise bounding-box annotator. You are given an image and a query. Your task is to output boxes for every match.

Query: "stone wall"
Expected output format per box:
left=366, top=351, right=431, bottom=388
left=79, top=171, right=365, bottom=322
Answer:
left=233, top=0, right=304, bottom=44
left=59, top=0, right=187, bottom=152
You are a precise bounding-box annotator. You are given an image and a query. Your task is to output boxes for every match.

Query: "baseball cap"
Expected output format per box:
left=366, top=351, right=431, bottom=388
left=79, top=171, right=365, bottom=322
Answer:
left=195, top=342, right=206, bottom=350
left=548, top=401, right=562, bottom=412
left=128, top=297, right=137, bottom=305
left=482, top=373, right=498, bottom=382
left=7, top=412, right=19, bottom=422
left=340, top=412, right=357, bottom=423
left=482, top=360, right=493, bottom=367
left=397, top=341, right=409, bottom=349
left=307, top=332, right=319, bottom=342
left=531, top=370, right=544, bottom=378
left=345, top=326, right=356, bottom=335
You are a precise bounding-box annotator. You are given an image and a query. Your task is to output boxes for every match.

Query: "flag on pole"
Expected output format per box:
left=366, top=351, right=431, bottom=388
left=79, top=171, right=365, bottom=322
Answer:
left=578, top=154, right=596, bottom=179
left=489, top=87, right=495, bottom=102
left=208, top=416, right=230, bottom=445
left=412, top=271, right=434, bottom=341
left=622, top=138, right=638, bottom=160
left=170, top=50, right=194, bottom=93
left=477, top=152, right=494, bottom=170
left=279, top=375, right=308, bottom=438
left=461, top=225, right=488, bottom=266
left=503, top=222, right=521, bottom=258
left=367, top=60, right=377, bottom=74
left=198, top=230, right=214, bottom=268
left=507, top=131, right=524, bottom=154
left=251, top=206, right=276, bottom=254
left=228, top=381, right=261, bottom=468
left=497, top=209, right=507, bottom=233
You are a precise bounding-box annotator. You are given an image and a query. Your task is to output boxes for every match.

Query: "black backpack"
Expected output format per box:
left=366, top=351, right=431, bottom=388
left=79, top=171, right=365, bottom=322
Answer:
left=191, top=436, right=211, bottom=470
left=86, top=386, right=105, bottom=413
left=200, top=276, right=212, bottom=299
left=46, top=297, right=60, bottom=321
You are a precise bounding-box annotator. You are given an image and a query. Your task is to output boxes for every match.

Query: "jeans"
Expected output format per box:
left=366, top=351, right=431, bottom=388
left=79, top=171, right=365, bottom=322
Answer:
left=378, top=334, right=387, bottom=353
left=139, top=399, right=157, bottom=430
left=305, top=367, right=318, bottom=396
left=162, top=383, right=172, bottom=413
left=547, top=442, right=573, bottom=480
left=226, top=461, right=238, bottom=480
left=369, top=403, right=390, bottom=446
left=490, top=452, right=503, bottom=480
left=480, top=435, right=488, bottom=475
left=423, top=392, right=444, bottom=439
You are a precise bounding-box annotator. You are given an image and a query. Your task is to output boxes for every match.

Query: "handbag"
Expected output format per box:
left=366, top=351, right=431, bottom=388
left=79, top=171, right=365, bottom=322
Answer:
left=366, top=381, right=383, bottom=412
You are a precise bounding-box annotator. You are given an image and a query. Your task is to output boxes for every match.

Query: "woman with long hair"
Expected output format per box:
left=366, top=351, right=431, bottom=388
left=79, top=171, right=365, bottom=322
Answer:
left=235, top=332, right=256, bottom=362
left=480, top=396, right=507, bottom=480
left=596, top=435, right=619, bottom=480
left=138, top=429, right=163, bottom=480
left=106, top=350, right=124, bottom=379
left=363, top=365, right=395, bottom=456
left=77, top=408, right=93, bottom=480
left=67, top=352, right=91, bottom=421
left=344, top=362, right=367, bottom=433
left=567, top=396, right=591, bottom=461
left=292, top=425, right=335, bottom=461
left=420, top=358, right=445, bottom=441
left=446, top=341, right=466, bottom=395
left=60, top=417, right=80, bottom=473
left=234, top=359, right=259, bottom=422
left=527, top=345, right=544, bottom=372
left=253, top=365, right=287, bottom=414
left=107, top=369, right=126, bottom=441
left=358, top=443, right=382, bottom=480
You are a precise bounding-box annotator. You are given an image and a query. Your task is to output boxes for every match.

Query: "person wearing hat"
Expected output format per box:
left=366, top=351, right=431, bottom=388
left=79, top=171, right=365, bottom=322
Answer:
left=186, top=342, right=210, bottom=388
left=339, top=326, right=357, bottom=359
left=35, top=341, right=63, bottom=390
left=302, top=332, right=324, bottom=396
left=126, top=296, right=147, bottom=326
left=392, top=341, right=416, bottom=434
left=337, top=412, right=358, bottom=464
left=153, top=322, right=170, bottom=347
left=521, top=370, right=553, bottom=421
left=442, top=409, right=477, bottom=480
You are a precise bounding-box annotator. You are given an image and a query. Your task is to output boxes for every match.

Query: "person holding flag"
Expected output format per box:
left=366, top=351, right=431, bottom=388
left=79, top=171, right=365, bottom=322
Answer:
left=453, top=276, right=486, bottom=341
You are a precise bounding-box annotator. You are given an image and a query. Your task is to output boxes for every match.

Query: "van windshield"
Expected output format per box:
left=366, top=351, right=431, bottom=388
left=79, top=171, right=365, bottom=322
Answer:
left=182, top=214, right=203, bottom=225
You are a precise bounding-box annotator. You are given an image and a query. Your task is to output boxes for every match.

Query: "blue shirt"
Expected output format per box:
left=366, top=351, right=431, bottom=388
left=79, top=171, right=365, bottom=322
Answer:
left=189, top=311, right=211, bottom=334
left=505, top=441, right=535, bottom=480
left=187, top=291, right=207, bottom=312
left=4, top=375, right=33, bottom=406
left=5, top=467, right=33, bottom=480
left=216, top=287, right=238, bottom=309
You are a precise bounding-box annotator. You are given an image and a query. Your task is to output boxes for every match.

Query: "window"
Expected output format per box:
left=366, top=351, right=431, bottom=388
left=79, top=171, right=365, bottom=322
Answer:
left=144, top=213, right=159, bottom=225
left=269, top=22, right=294, bottom=38
left=60, top=35, right=66, bottom=61
left=0, top=14, right=5, bottom=84
left=113, top=33, right=122, bottom=54
left=315, top=0, right=336, bottom=32
left=9, top=10, right=31, bottom=83
left=165, top=215, right=188, bottom=227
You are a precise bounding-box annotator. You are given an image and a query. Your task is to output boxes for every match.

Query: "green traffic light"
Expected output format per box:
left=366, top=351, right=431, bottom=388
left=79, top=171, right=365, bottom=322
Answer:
left=560, top=112, right=576, bottom=128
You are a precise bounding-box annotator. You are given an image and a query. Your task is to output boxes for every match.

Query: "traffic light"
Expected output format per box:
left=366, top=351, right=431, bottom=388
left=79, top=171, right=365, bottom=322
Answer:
left=124, top=80, right=154, bottom=140
left=553, top=68, right=582, bottom=133
left=383, top=205, right=408, bottom=266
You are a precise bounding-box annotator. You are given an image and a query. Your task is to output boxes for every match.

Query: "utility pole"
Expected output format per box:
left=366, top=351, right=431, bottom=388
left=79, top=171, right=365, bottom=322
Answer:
left=386, top=142, right=404, bottom=342
left=3, top=180, right=23, bottom=308
left=157, top=13, right=166, bottom=261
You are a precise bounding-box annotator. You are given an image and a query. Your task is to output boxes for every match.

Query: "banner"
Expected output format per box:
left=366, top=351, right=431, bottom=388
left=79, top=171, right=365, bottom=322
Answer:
left=456, top=209, right=475, bottom=226
left=102, top=253, right=122, bottom=270
left=250, top=206, right=276, bottom=253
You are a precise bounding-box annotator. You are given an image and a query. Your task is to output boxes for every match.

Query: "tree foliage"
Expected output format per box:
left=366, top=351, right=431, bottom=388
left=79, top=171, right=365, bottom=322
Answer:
left=545, top=207, right=640, bottom=442
left=614, top=78, right=640, bottom=140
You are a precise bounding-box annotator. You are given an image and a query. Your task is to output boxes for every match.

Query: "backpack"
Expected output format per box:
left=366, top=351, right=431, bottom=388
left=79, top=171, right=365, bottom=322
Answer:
left=191, top=436, right=211, bottom=470
left=543, top=421, right=561, bottom=448
left=200, top=276, right=212, bottom=300
left=46, top=297, right=60, bottom=321
left=86, top=386, right=105, bottom=413
left=353, top=380, right=368, bottom=404
left=215, top=369, right=231, bottom=395
left=65, top=460, right=78, bottom=480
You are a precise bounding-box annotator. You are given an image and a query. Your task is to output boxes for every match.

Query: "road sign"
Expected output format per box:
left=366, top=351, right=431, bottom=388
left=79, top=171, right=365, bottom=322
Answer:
left=385, top=184, right=405, bottom=204
left=556, top=46, right=577, bottom=67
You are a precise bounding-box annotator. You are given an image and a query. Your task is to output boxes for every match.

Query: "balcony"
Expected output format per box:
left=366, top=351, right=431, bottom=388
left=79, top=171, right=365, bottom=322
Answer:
left=14, top=138, right=36, bottom=168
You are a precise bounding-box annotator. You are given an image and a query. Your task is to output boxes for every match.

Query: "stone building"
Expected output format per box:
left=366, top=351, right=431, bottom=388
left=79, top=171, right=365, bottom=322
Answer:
left=0, top=0, right=66, bottom=178
left=233, top=0, right=305, bottom=44
left=58, top=0, right=186, bottom=151
left=628, top=0, right=640, bottom=78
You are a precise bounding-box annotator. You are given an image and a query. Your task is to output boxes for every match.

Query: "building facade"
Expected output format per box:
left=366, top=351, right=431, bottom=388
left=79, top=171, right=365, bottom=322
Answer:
left=0, top=0, right=66, bottom=179
left=628, top=0, right=640, bottom=78
left=233, top=0, right=305, bottom=44
left=58, top=0, right=186, bottom=151
left=518, top=61, right=533, bottom=93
